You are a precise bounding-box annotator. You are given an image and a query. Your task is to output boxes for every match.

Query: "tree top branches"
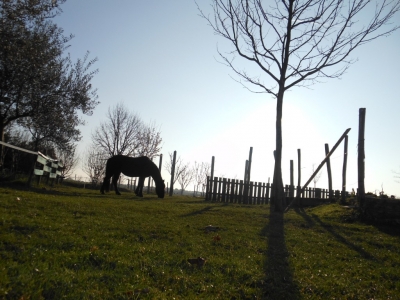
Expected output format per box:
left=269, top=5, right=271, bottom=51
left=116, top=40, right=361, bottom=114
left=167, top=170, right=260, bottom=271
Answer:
left=198, top=0, right=400, bottom=96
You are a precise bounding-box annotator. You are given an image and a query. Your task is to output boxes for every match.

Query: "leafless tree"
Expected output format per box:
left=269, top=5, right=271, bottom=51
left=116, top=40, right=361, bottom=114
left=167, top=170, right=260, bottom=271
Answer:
left=393, top=167, right=400, bottom=184
left=194, top=161, right=211, bottom=196
left=82, top=146, right=107, bottom=186
left=55, top=146, right=79, bottom=179
left=91, top=103, right=162, bottom=159
left=164, top=153, right=185, bottom=186
left=137, top=121, right=163, bottom=159
left=177, top=163, right=195, bottom=194
left=311, top=163, right=322, bottom=189
left=198, top=0, right=400, bottom=211
left=91, top=102, right=142, bottom=156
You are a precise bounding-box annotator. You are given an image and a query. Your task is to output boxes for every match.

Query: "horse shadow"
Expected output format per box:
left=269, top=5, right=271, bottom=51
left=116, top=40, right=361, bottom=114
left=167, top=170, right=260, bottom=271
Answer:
left=261, top=206, right=300, bottom=299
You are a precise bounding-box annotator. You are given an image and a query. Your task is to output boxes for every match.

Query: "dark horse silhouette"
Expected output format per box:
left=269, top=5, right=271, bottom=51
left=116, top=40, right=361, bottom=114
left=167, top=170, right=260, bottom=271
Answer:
left=100, top=155, right=165, bottom=198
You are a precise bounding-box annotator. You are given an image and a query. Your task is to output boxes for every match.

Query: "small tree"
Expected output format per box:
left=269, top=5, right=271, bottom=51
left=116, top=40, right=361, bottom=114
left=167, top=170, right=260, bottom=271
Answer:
left=136, top=121, right=163, bottom=159
left=82, top=147, right=107, bottom=186
left=194, top=161, right=211, bottom=196
left=199, top=0, right=400, bottom=211
left=55, top=146, right=79, bottom=179
left=91, top=102, right=162, bottom=158
left=177, top=163, right=195, bottom=195
left=164, top=152, right=186, bottom=193
left=311, top=163, right=322, bottom=189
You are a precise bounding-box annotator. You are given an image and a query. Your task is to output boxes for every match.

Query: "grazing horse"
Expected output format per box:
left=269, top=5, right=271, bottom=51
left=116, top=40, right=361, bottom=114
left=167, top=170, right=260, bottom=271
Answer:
left=100, top=155, right=165, bottom=198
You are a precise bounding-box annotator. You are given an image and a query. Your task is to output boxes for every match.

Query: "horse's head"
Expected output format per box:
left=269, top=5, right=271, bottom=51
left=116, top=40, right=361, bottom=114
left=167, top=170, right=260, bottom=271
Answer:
left=156, top=180, right=165, bottom=198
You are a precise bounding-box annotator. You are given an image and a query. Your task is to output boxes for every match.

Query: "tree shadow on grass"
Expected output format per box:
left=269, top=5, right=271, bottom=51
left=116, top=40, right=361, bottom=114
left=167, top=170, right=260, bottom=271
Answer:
left=294, top=207, right=375, bottom=260
left=180, top=206, right=215, bottom=217
left=179, top=203, right=229, bottom=217
left=261, top=206, right=300, bottom=299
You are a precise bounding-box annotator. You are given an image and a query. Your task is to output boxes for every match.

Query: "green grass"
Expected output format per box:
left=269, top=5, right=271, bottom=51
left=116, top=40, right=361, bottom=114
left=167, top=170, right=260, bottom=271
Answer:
left=0, top=181, right=399, bottom=299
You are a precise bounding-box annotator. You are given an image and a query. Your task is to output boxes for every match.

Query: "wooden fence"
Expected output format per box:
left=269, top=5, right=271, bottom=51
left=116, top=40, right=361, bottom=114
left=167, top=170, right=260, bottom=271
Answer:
left=33, top=152, right=64, bottom=185
left=206, top=176, right=349, bottom=205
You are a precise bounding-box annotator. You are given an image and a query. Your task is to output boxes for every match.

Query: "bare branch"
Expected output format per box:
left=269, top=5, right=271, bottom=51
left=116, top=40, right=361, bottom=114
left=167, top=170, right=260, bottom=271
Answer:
left=198, top=0, right=400, bottom=93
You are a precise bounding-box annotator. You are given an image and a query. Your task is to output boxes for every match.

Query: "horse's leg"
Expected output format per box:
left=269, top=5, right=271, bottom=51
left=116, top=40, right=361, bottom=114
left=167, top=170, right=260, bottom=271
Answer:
left=112, top=172, right=122, bottom=195
left=135, top=177, right=144, bottom=197
left=139, top=177, right=144, bottom=197
left=100, top=175, right=112, bottom=194
left=134, top=180, right=140, bottom=196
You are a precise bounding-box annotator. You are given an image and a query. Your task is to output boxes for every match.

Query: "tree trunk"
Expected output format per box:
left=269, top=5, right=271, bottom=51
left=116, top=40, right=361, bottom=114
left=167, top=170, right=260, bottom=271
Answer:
left=272, top=89, right=285, bottom=212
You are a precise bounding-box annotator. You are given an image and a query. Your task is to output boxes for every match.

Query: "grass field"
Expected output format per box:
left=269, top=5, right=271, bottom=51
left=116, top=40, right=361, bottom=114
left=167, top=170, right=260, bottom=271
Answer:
left=1, top=181, right=400, bottom=299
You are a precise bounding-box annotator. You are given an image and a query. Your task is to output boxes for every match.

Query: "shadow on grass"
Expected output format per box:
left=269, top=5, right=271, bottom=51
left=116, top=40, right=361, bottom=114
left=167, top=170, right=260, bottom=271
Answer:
left=261, top=207, right=300, bottom=299
left=372, top=223, right=400, bottom=237
left=179, top=203, right=229, bottom=217
left=295, top=207, right=375, bottom=260
left=174, top=199, right=209, bottom=205
left=0, top=179, right=159, bottom=200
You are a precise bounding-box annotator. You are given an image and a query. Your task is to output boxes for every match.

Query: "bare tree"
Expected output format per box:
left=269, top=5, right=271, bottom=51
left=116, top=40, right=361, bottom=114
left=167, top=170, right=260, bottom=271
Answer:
left=55, top=146, right=79, bottom=179
left=198, top=0, right=400, bottom=211
left=91, top=103, right=142, bottom=156
left=91, top=103, right=162, bottom=159
left=393, top=167, right=400, bottom=184
left=137, top=121, right=163, bottom=159
left=82, top=146, right=107, bottom=186
left=177, top=163, right=195, bottom=194
left=194, top=161, right=211, bottom=196
left=164, top=152, right=185, bottom=187
left=311, top=163, right=322, bottom=189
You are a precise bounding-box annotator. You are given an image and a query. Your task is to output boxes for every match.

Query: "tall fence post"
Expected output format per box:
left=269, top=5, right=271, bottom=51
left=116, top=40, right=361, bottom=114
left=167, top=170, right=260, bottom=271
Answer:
left=341, top=135, right=348, bottom=204
left=358, top=108, right=366, bottom=208
left=285, top=128, right=351, bottom=212
left=210, top=156, right=215, bottom=182
left=248, top=147, right=253, bottom=183
left=243, top=160, right=249, bottom=203
left=169, top=151, right=177, bottom=196
left=325, top=143, right=333, bottom=200
left=290, top=159, right=294, bottom=198
left=158, top=154, right=163, bottom=171
left=297, top=149, right=301, bottom=197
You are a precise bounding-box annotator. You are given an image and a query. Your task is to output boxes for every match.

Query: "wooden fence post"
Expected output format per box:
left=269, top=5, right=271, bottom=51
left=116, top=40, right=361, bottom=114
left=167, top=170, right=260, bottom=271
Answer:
left=285, top=128, right=351, bottom=212
left=290, top=160, right=294, bottom=198
left=230, top=179, right=235, bottom=203
left=206, top=176, right=210, bottom=200
left=243, top=160, right=249, bottom=203
left=212, top=177, right=218, bottom=202
left=210, top=156, right=215, bottom=183
left=169, top=151, right=177, bottom=196
left=248, top=147, right=253, bottom=183
left=222, top=178, right=227, bottom=202
left=297, top=149, right=301, bottom=197
left=325, top=143, right=333, bottom=200
left=341, top=135, right=348, bottom=204
left=358, top=108, right=366, bottom=208
left=239, top=180, right=244, bottom=204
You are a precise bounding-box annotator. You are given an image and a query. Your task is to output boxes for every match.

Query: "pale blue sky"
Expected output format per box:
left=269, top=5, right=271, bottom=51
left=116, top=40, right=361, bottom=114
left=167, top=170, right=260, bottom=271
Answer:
left=56, top=1, right=400, bottom=196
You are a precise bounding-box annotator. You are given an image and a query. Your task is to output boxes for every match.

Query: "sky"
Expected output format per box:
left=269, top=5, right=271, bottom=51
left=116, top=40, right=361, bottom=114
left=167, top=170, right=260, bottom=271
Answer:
left=55, top=1, right=400, bottom=196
